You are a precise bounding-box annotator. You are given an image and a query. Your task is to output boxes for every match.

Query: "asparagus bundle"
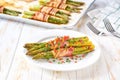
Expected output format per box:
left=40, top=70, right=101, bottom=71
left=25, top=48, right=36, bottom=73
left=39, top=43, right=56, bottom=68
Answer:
left=30, top=5, right=70, bottom=15
left=38, top=1, right=82, bottom=13
left=25, top=36, right=91, bottom=56
left=39, top=0, right=85, bottom=7
left=24, top=36, right=95, bottom=59
left=29, top=5, right=70, bottom=19
left=0, top=6, right=21, bottom=16
left=33, top=46, right=94, bottom=59
left=23, top=11, right=68, bottom=24
left=24, top=36, right=89, bottom=50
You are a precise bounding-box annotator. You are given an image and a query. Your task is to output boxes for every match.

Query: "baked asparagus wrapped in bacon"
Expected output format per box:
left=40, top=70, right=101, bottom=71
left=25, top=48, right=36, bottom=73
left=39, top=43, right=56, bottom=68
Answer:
left=24, top=36, right=95, bottom=59
left=29, top=5, right=70, bottom=19
left=24, top=36, right=89, bottom=50
left=39, top=0, right=85, bottom=7
left=30, top=5, right=70, bottom=15
left=38, top=1, right=82, bottom=13
left=23, top=11, right=68, bottom=24
left=0, top=6, right=21, bottom=16
left=32, top=46, right=94, bottom=59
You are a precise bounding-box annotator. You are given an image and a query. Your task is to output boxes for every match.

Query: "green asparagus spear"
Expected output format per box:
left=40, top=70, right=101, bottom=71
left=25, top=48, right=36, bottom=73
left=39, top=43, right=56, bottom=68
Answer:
left=26, top=46, right=51, bottom=56
left=65, top=5, right=82, bottom=13
left=66, top=0, right=85, bottom=7
left=48, top=16, right=68, bottom=24
left=73, top=45, right=94, bottom=55
left=68, top=41, right=93, bottom=47
left=24, top=43, right=46, bottom=50
left=33, top=51, right=54, bottom=59
left=25, top=43, right=47, bottom=51
left=3, top=8, right=21, bottom=16
left=67, top=36, right=89, bottom=43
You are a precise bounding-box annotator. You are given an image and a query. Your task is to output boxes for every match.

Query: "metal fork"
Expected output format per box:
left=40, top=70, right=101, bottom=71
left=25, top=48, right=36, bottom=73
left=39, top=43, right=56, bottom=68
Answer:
left=87, top=22, right=106, bottom=36
left=103, top=18, right=120, bottom=38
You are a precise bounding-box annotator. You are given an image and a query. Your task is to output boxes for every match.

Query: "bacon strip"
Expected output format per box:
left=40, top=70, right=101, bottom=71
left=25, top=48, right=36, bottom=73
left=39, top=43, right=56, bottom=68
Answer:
left=48, top=1, right=61, bottom=8
left=47, top=1, right=68, bottom=10
left=33, top=12, right=45, bottom=21
left=49, top=36, right=72, bottom=58
left=0, top=6, right=4, bottom=13
left=54, top=47, right=74, bottom=58
left=43, top=14, right=50, bottom=22
left=62, top=0, right=67, bottom=3
left=59, top=3, right=67, bottom=9
left=40, top=6, right=60, bottom=16
left=52, top=0, right=66, bottom=3
left=49, top=8, right=59, bottom=15
left=41, top=6, right=53, bottom=14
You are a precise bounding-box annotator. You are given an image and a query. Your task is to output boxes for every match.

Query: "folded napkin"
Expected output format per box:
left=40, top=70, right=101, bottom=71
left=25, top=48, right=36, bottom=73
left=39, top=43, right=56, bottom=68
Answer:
left=87, top=2, right=120, bottom=33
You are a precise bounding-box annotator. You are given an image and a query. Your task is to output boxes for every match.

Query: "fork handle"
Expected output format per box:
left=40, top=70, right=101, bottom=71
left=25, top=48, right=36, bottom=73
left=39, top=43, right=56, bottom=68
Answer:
left=112, top=32, right=120, bottom=38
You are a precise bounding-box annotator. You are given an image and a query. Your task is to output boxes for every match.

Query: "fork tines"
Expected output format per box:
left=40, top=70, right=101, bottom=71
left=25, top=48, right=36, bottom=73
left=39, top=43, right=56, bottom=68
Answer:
left=87, top=22, right=100, bottom=35
left=103, top=18, right=115, bottom=32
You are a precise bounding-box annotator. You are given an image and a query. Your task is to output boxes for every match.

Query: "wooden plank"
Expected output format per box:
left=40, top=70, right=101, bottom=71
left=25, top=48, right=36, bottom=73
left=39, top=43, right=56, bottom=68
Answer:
left=67, top=71, right=77, bottom=80
left=76, top=22, right=111, bottom=80
left=88, top=28, right=120, bottom=80
left=0, top=19, right=24, bottom=80
left=41, top=69, right=53, bottom=80
left=100, top=38, right=120, bottom=80
left=7, top=24, right=49, bottom=80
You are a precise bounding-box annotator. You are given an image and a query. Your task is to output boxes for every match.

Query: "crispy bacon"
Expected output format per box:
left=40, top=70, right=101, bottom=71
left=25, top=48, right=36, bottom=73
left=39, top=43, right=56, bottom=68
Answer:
left=43, top=14, right=50, bottom=22
left=54, top=47, right=74, bottom=58
left=33, top=12, right=44, bottom=21
left=59, top=3, right=67, bottom=9
left=48, top=0, right=67, bottom=8
left=53, top=0, right=62, bottom=3
left=49, top=8, right=59, bottom=15
left=62, top=0, right=67, bottom=3
left=48, top=1, right=60, bottom=8
left=47, top=1, right=68, bottom=10
left=49, top=36, right=73, bottom=58
left=40, top=6, right=53, bottom=14
left=32, top=12, right=50, bottom=22
left=51, top=0, right=67, bottom=3
left=0, top=6, right=4, bottom=13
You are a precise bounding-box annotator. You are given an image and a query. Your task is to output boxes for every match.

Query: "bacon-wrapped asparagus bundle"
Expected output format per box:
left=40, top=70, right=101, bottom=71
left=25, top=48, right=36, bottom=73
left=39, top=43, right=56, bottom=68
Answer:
left=26, top=41, right=93, bottom=56
left=30, top=5, right=70, bottom=15
left=24, top=36, right=89, bottom=50
left=39, top=0, right=85, bottom=7
left=32, top=46, right=94, bottom=59
left=0, top=6, right=21, bottom=16
left=38, top=1, right=82, bottom=13
left=29, top=5, right=70, bottom=19
left=22, top=11, right=68, bottom=24
left=24, top=36, right=95, bottom=59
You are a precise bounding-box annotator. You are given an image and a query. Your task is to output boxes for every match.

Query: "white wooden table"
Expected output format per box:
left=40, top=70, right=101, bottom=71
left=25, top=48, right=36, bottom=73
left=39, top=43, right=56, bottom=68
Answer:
left=1, top=0, right=120, bottom=80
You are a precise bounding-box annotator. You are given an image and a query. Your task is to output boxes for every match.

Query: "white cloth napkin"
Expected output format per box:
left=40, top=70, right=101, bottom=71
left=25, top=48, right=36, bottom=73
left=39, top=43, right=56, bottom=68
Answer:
left=87, top=2, right=120, bottom=33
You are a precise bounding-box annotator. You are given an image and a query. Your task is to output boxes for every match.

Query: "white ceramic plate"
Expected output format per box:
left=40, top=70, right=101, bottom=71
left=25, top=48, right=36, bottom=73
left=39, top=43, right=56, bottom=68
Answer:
left=0, top=0, right=95, bottom=29
left=24, top=29, right=101, bottom=71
